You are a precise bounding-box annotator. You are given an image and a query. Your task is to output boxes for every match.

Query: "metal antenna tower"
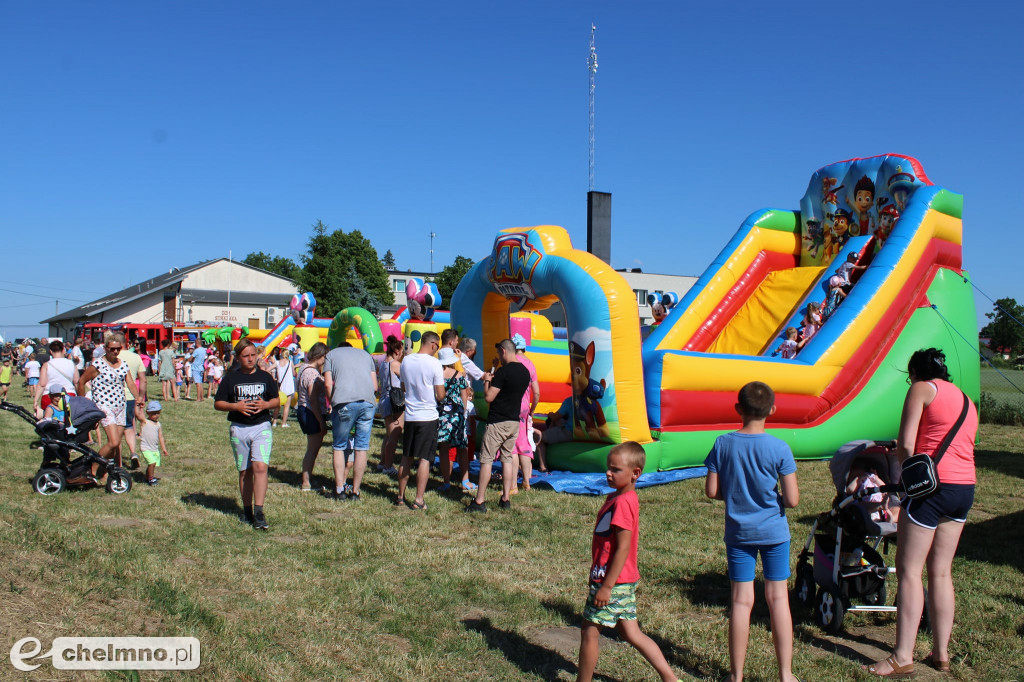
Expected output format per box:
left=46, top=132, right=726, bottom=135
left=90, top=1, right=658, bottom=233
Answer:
left=588, top=23, right=598, bottom=192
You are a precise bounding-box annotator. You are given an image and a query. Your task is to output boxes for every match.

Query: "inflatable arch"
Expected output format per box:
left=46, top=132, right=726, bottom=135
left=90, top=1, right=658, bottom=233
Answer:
left=451, top=226, right=651, bottom=447
left=326, top=307, right=385, bottom=352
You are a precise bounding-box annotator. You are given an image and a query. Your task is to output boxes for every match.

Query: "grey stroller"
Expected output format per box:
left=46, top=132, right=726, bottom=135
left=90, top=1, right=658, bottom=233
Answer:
left=793, top=440, right=904, bottom=633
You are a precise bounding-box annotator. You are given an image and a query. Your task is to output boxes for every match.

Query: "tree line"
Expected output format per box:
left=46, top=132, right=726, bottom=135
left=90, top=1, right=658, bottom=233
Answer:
left=242, top=220, right=475, bottom=318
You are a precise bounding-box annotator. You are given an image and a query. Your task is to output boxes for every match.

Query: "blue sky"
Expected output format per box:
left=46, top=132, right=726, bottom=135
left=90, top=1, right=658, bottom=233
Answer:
left=2, top=1, right=1020, bottom=340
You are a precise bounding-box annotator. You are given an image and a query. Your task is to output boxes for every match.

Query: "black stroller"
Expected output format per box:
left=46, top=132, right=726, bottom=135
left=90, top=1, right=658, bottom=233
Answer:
left=793, top=440, right=903, bottom=633
left=0, top=393, right=133, bottom=495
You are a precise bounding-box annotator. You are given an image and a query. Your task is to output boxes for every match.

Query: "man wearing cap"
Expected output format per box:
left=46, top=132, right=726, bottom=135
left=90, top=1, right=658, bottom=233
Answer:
left=466, top=338, right=531, bottom=513
left=396, top=331, right=445, bottom=509
left=323, top=340, right=378, bottom=501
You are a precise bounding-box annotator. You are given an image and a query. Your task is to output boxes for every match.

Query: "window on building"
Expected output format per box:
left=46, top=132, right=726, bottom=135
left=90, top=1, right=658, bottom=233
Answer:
left=634, top=289, right=648, bottom=306
left=393, top=279, right=406, bottom=293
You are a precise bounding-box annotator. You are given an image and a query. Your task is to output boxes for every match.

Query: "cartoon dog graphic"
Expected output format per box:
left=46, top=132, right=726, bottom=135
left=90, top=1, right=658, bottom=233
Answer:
left=569, top=340, right=609, bottom=440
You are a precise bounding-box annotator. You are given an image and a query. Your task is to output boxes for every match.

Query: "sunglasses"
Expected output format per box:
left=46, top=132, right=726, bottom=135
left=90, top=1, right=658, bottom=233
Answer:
left=107, top=346, right=122, bottom=352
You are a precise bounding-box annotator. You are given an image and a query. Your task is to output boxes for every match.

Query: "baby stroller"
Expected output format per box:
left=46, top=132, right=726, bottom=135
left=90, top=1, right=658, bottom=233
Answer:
left=0, top=392, right=133, bottom=496
left=793, top=440, right=902, bottom=633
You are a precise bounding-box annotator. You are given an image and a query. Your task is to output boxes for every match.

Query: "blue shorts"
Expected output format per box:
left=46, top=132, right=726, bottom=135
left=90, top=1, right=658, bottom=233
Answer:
left=331, top=401, right=375, bottom=452
left=27, top=377, right=39, bottom=386
left=297, top=405, right=327, bottom=436
left=191, top=369, right=204, bottom=384
left=904, top=483, right=974, bottom=529
left=726, top=541, right=791, bottom=583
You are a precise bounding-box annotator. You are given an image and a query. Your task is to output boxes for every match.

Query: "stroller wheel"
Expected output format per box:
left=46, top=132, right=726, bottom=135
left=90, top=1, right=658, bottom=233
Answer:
left=105, top=468, right=133, bottom=495
left=32, top=468, right=66, bottom=496
left=816, top=585, right=845, bottom=634
left=794, top=563, right=816, bottom=609
left=864, top=582, right=887, bottom=606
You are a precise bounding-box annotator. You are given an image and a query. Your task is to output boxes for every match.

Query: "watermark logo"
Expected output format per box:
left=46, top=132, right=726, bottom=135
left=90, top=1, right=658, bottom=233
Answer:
left=10, top=637, right=200, bottom=671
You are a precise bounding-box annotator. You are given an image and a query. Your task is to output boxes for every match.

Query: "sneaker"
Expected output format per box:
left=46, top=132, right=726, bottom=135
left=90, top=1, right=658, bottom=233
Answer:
left=332, top=491, right=348, bottom=501
left=344, top=484, right=354, bottom=497
left=382, top=466, right=398, bottom=477
left=253, top=509, right=269, bottom=530
left=242, top=509, right=255, bottom=525
left=281, top=423, right=290, bottom=428
left=499, top=498, right=511, bottom=510
left=147, top=478, right=160, bottom=486
left=465, top=500, right=487, bottom=513
left=129, top=454, right=140, bottom=470
left=436, top=482, right=451, bottom=492
left=349, top=492, right=361, bottom=502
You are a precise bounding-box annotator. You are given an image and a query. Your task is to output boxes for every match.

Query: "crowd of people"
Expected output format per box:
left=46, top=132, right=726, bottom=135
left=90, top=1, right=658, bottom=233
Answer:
left=4, top=329, right=978, bottom=680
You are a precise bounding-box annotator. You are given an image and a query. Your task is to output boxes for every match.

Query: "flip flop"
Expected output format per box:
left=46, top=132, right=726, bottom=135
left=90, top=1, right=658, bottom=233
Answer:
left=461, top=481, right=479, bottom=492
left=409, top=500, right=427, bottom=511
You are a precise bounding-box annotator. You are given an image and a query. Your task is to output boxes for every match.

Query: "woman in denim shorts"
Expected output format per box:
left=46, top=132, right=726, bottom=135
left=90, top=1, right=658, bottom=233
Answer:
left=867, top=349, right=977, bottom=677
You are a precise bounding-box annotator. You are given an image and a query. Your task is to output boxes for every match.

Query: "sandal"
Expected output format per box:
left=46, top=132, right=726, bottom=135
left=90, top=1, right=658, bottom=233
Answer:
left=865, top=655, right=914, bottom=678
left=461, top=481, right=479, bottom=492
left=923, top=654, right=950, bottom=672
left=409, top=500, right=426, bottom=511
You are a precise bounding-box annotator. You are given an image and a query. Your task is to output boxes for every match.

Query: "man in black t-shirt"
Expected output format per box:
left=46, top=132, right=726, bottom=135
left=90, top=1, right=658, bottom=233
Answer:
left=466, top=338, right=531, bottom=513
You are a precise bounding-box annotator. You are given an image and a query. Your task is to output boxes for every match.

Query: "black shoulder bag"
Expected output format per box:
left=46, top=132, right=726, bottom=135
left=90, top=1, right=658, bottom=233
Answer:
left=901, top=391, right=970, bottom=500
left=387, top=362, right=405, bottom=412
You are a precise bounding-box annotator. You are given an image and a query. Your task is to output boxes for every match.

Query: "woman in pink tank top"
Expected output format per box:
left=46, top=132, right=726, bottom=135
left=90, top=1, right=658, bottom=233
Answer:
left=867, top=348, right=977, bottom=677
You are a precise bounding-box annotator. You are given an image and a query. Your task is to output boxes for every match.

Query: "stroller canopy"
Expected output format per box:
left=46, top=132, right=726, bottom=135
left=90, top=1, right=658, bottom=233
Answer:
left=829, top=441, right=900, bottom=495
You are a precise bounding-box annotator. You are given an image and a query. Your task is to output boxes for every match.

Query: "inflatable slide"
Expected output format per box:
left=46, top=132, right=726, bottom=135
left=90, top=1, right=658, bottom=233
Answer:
left=452, top=154, right=979, bottom=472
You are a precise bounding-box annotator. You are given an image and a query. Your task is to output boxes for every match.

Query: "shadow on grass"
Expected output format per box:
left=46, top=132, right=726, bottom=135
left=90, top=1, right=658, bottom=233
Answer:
left=676, top=571, right=730, bottom=608
left=539, top=598, right=722, bottom=680
left=463, top=617, right=577, bottom=680
left=181, top=492, right=242, bottom=517
left=957, top=508, right=1024, bottom=573
left=267, top=465, right=305, bottom=488
left=974, top=449, right=1024, bottom=479
left=794, top=622, right=890, bottom=665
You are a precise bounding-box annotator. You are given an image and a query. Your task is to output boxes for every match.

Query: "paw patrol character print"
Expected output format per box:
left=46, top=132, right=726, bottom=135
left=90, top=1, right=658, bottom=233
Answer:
left=823, top=208, right=853, bottom=263
left=874, top=204, right=899, bottom=252
left=569, top=340, right=610, bottom=440
left=821, top=177, right=844, bottom=214
left=886, top=167, right=918, bottom=212
left=804, top=219, right=825, bottom=258
left=850, top=175, right=875, bottom=237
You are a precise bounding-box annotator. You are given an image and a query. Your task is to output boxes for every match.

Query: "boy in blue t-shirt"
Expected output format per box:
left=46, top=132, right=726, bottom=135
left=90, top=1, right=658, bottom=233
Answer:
left=705, top=381, right=800, bottom=682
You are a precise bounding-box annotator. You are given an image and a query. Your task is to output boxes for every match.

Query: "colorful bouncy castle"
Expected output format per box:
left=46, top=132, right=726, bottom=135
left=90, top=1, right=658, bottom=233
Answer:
left=451, top=154, right=979, bottom=472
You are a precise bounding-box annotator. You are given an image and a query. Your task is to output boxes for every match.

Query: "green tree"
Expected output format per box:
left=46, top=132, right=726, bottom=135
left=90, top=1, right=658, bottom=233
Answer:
left=241, top=251, right=300, bottom=281
left=434, top=255, right=476, bottom=305
left=381, top=249, right=397, bottom=270
left=344, top=262, right=384, bottom=317
left=294, top=220, right=394, bottom=318
left=980, top=297, right=1024, bottom=357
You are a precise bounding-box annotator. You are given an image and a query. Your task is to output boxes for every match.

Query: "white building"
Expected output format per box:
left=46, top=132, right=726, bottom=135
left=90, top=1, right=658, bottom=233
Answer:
left=41, top=258, right=298, bottom=338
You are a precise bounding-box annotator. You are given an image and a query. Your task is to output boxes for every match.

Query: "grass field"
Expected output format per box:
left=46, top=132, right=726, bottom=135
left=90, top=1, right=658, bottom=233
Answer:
left=1, top=380, right=1022, bottom=681
left=979, top=366, right=1024, bottom=401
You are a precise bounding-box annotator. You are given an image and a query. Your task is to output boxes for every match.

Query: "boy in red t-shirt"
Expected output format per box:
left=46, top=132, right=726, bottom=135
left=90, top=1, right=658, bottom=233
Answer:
left=577, top=441, right=680, bottom=682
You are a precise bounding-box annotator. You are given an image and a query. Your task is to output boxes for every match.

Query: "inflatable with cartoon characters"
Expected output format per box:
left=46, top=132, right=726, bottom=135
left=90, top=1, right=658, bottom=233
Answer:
left=451, top=154, right=979, bottom=473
